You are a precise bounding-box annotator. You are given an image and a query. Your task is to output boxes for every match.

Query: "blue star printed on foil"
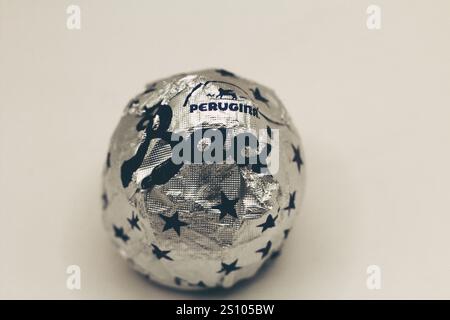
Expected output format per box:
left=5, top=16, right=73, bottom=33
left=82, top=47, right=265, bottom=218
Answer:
left=102, top=192, right=108, bottom=210
left=151, top=244, right=173, bottom=261
left=215, top=69, right=236, bottom=77
left=159, top=211, right=189, bottom=236
left=256, top=241, right=272, bottom=259
left=292, top=144, right=303, bottom=173
left=113, top=224, right=129, bottom=243
left=250, top=87, right=269, bottom=103
left=257, top=214, right=278, bottom=232
left=106, top=152, right=111, bottom=169
left=217, top=259, right=241, bottom=275
left=212, top=192, right=239, bottom=220
left=127, top=211, right=141, bottom=231
left=174, top=277, right=183, bottom=286
left=188, top=281, right=207, bottom=288
left=283, top=191, right=296, bottom=215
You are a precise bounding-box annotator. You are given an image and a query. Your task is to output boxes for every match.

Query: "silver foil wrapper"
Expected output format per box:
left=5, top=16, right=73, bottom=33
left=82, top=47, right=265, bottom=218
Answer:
left=102, top=69, right=305, bottom=289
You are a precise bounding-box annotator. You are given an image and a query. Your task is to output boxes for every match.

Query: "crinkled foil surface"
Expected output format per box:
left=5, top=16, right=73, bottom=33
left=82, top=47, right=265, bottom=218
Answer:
left=102, top=69, right=305, bottom=289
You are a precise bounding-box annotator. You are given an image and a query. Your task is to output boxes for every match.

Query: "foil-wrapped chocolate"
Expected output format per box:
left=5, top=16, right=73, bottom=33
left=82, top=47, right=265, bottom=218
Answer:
left=102, top=69, right=305, bottom=289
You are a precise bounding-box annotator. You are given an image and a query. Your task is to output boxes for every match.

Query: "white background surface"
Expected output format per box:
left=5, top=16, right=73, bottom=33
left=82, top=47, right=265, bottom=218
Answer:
left=1, top=0, right=450, bottom=299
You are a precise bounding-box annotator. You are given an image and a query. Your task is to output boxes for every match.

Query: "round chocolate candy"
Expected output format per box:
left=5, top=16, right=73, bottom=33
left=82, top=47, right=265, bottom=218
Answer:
left=102, top=69, right=305, bottom=289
